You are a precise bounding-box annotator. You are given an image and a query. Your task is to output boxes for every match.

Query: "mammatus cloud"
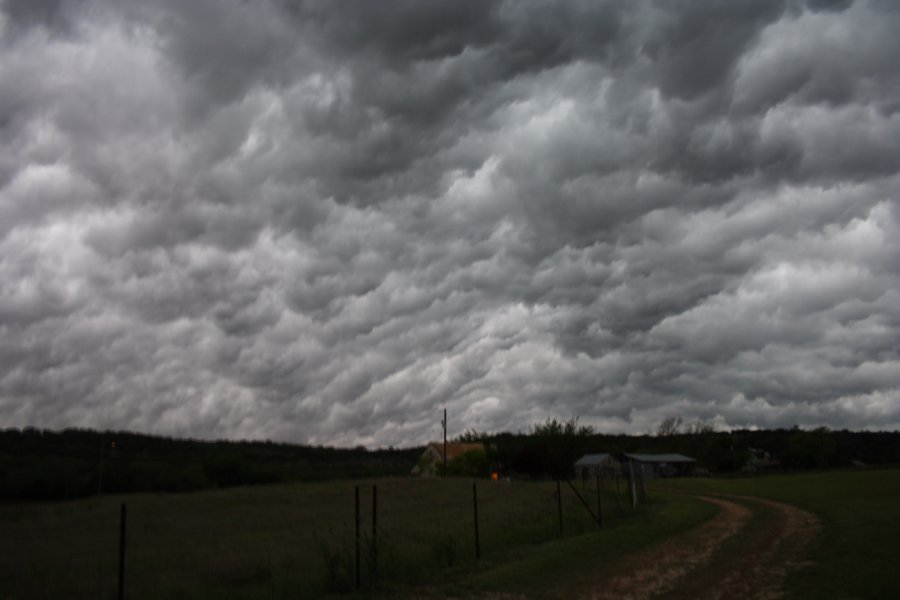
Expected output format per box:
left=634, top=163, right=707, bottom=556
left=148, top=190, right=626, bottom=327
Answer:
left=1, top=0, right=899, bottom=446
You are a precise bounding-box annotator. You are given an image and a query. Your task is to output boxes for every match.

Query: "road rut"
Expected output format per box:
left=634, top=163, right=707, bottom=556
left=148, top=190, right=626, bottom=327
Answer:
left=582, top=494, right=819, bottom=600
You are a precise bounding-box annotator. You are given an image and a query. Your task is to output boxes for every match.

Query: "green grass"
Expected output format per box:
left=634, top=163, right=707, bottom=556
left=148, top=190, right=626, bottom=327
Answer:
left=0, top=477, right=713, bottom=599
left=439, top=492, right=716, bottom=599
left=0, top=479, right=714, bottom=600
left=659, top=468, right=900, bottom=600
left=10, top=471, right=896, bottom=598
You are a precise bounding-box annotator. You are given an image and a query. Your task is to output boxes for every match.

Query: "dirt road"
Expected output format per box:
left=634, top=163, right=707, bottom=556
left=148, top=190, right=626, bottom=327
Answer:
left=582, top=494, right=820, bottom=600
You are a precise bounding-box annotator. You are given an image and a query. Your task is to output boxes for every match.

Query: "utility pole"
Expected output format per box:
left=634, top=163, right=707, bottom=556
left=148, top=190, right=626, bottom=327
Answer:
left=442, top=408, right=447, bottom=478
left=98, top=437, right=105, bottom=496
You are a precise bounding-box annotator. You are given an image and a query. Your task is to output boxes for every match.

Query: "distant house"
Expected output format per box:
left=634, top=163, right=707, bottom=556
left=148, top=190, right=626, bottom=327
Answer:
left=573, top=453, right=618, bottom=481
left=411, top=442, right=486, bottom=477
left=621, top=453, right=697, bottom=479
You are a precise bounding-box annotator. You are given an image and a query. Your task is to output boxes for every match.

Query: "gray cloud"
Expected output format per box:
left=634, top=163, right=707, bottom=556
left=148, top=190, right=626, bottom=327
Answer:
left=1, top=0, right=899, bottom=446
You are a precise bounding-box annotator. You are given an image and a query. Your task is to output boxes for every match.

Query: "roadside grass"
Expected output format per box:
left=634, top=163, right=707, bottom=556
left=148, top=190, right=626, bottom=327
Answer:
left=431, top=492, right=717, bottom=599
left=659, top=468, right=900, bottom=600
left=0, top=476, right=713, bottom=599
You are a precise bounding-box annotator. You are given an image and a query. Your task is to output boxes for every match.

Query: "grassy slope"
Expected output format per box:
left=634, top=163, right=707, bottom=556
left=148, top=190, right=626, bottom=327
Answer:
left=660, top=468, right=900, bottom=600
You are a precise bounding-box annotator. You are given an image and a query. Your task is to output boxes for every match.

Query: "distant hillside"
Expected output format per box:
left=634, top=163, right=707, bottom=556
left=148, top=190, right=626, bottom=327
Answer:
left=0, top=428, right=421, bottom=501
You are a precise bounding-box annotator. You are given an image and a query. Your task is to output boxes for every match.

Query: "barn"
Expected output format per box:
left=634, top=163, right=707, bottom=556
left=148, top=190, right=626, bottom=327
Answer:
left=621, top=453, right=697, bottom=479
left=573, top=453, right=618, bottom=481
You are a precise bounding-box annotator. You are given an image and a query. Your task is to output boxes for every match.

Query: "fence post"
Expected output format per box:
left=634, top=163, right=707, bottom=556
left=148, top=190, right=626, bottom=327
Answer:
left=372, top=484, right=378, bottom=581
left=639, top=465, right=647, bottom=504
left=629, top=460, right=637, bottom=510
left=472, top=482, right=481, bottom=560
left=556, top=478, right=563, bottom=535
left=565, top=479, right=602, bottom=527
left=98, top=440, right=105, bottom=496
left=355, top=486, right=360, bottom=591
left=596, top=470, right=603, bottom=527
left=118, top=502, right=127, bottom=600
left=614, top=470, right=624, bottom=515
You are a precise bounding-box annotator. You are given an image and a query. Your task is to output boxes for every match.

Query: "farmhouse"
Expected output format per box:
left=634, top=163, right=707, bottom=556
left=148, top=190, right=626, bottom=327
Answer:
left=411, top=441, right=486, bottom=477
left=621, top=453, right=697, bottom=478
left=573, top=453, right=618, bottom=481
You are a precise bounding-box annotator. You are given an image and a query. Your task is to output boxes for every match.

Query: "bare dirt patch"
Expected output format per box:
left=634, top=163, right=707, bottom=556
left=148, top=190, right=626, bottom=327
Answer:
left=581, top=494, right=819, bottom=600
left=409, top=493, right=819, bottom=600
left=700, top=496, right=820, bottom=600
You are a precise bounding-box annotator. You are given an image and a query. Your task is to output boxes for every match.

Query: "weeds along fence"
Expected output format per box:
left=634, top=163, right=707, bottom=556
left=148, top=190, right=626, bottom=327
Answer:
left=0, top=476, right=648, bottom=599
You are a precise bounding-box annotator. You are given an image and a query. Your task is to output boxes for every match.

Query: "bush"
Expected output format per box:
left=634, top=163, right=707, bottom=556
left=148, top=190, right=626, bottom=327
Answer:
left=447, top=449, right=490, bottom=478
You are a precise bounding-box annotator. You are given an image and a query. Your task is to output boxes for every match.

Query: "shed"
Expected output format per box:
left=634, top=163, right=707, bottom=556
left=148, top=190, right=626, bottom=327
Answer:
left=621, top=453, right=696, bottom=479
left=573, top=453, right=618, bottom=481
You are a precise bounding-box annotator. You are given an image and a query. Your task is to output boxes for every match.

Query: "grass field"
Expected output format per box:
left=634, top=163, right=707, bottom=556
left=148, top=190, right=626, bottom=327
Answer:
left=4, top=469, right=896, bottom=598
left=0, top=476, right=713, bottom=599
left=660, top=468, right=900, bottom=599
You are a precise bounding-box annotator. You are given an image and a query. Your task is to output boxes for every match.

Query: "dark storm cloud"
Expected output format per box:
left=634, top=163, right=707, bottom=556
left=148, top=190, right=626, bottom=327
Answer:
left=1, top=0, right=899, bottom=446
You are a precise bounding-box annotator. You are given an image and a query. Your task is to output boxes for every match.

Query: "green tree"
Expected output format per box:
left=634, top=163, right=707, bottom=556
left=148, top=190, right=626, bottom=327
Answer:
left=447, top=449, right=490, bottom=477
left=787, top=426, right=837, bottom=469
left=530, top=417, right=594, bottom=479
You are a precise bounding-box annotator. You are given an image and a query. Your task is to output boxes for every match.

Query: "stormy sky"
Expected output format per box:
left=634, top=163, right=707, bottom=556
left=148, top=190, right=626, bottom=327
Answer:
left=1, top=0, right=899, bottom=447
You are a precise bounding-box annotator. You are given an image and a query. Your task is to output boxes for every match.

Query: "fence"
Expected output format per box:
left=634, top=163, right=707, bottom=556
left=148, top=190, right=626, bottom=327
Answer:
left=0, top=475, right=651, bottom=598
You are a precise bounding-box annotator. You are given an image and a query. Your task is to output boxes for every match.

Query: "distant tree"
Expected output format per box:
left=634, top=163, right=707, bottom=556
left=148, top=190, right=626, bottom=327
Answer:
left=656, top=417, right=683, bottom=437
left=529, top=417, right=594, bottom=478
left=687, top=420, right=716, bottom=435
left=787, top=426, right=837, bottom=469
left=531, top=417, right=594, bottom=437
left=456, top=428, right=484, bottom=443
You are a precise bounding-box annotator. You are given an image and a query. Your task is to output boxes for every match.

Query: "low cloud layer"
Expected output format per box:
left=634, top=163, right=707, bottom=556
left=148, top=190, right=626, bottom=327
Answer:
left=2, top=0, right=899, bottom=446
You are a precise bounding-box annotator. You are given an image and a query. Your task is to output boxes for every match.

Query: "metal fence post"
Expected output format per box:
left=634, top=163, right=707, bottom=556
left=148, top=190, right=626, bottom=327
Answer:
left=118, top=502, right=127, bottom=600
left=565, top=479, right=602, bottom=527
left=596, top=470, right=603, bottom=527
left=629, top=460, right=637, bottom=509
left=639, top=464, right=647, bottom=504
left=355, top=486, right=360, bottom=591
left=372, top=484, right=378, bottom=580
left=472, top=482, right=480, bottom=560
left=556, top=478, right=563, bottom=535
left=614, top=470, right=624, bottom=515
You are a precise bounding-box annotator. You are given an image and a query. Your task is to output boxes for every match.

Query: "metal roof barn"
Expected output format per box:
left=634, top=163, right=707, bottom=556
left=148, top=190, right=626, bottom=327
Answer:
left=622, top=453, right=697, bottom=478
left=573, top=453, right=618, bottom=481
left=623, top=453, right=696, bottom=464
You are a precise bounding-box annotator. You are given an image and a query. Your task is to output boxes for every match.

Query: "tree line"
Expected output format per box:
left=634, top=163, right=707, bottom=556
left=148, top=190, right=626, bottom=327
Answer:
left=0, top=427, right=419, bottom=501
left=2, top=423, right=900, bottom=501
left=455, top=418, right=900, bottom=479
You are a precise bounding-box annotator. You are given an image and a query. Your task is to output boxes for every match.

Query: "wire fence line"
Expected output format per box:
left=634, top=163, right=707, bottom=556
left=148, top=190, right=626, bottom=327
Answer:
left=1, top=476, right=648, bottom=598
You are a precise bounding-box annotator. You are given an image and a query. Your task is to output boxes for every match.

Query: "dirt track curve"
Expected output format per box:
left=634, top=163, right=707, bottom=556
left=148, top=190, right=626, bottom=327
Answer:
left=582, top=494, right=820, bottom=600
